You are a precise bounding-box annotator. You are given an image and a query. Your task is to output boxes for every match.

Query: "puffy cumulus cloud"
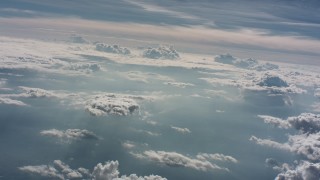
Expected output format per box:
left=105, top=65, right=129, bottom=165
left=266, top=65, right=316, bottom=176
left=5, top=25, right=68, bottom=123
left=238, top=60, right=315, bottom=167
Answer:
left=40, top=129, right=99, bottom=141
left=252, top=113, right=320, bottom=161
left=256, top=72, right=288, bottom=88
left=20, top=160, right=166, bottom=180
left=92, top=161, right=167, bottom=180
left=85, top=94, right=140, bottom=116
left=143, top=46, right=179, bottom=60
left=214, top=54, right=278, bottom=71
left=95, top=43, right=131, bottom=55
left=243, top=72, right=305, bottom=94
left=18, top=86, right=57, bottom=98
left=132, top=150, right=237, bottom=172
left=274, top=161, right=320, bottom=180
left=259, top=113, right=320, bottom=133
left=251, top=133, right=320, bottom=161
left=0, top=97, right=27, bottom=106
left=69, top=34, right=89, bottom=44
left=170, top=126, right=191, bottom=134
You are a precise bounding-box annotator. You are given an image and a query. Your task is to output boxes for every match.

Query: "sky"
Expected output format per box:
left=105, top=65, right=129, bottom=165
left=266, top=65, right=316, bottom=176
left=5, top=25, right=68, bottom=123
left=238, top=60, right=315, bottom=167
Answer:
left=0, top=0, right=320, bottom=180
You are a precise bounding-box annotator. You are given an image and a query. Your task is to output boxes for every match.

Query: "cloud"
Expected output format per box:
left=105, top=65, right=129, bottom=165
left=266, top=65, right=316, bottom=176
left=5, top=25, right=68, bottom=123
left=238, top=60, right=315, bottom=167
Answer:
left=251, top=133, right=320, bottom=161
left=3, top=17, right=320, bottom=63
left=274, top=161, right=320, bottom=180
left=92, top=161, right=167, bottom=180
left=19, top=165, right=65, bottom=180
left=257, top=72, right=288, bottom=88
left=171, top=126, right=191, bottom=134
left=19, top=160, right=89, bottom=180
left=69, top=34, right=89, bottom=44
left=250, top=136, right=291, bottom=151
left=18, top=86, right=57, bottom=98
left=252, top=113, right=320, bottom=161
left=132, top=150, right=237, bottom=172
left=122, top=141, right=136, bottom=149
left=68, top=63, right=101, bottom=73
left=202, top=71, right=305, bottom=95
left=85, top=94, right=140, bottom=116
left=40, top=129, right=99, bottom=141
left=20, top=160, right=166, bottom=180
left=164, top=82, right=194, bottom=88
left=95, top=43, right=131, bottom=55
left=214, top=54, right=278, bottom=71
left=259, top=113, right=320, bottom=133
left=0, top=97, right=27, bottom=106
left=196, top=153, right=238, bottom=164
left=143, top=46, right=179, bottom=60
left=120, top=71, right=174, bottom=83
left=133, top=129, right=161, bottom=137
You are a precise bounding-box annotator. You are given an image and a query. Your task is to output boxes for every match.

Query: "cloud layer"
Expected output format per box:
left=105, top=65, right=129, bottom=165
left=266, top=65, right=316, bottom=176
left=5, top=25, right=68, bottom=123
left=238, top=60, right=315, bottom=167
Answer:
left=132, top=150, right=237, bottom=172
left=20, top=160, right=166, bottom=180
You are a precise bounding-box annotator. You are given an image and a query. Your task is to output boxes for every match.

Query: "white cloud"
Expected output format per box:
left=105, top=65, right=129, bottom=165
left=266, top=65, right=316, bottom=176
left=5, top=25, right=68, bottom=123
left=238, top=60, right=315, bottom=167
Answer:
left=274, top=161, right=320, bottom=180
left=214, top=54, right=278, bottom=71
left=251, top=133, right=320, bottom=161
left=85, top=94, right=140, bottom=116
left=202, top=71, right=306, bottom=95
left=96, top=43, right=131, bottom=55
left=93, top=160, right=167, bottom=180
left=133, top=129, right=161, bottom=137
left=0, top=36, right=102, bottom=76
left=252, top=113, right=320, bottom=161
left=164, top=82, right=194, bottom=88
left=19, top=165, right=65, bottom=180
left=20, top=160, right=166, bottom=180
left=122, top=141, right=136, bottom=149
left=250, top=136, right=291, bottom=151
left=196, top=153, right=238, bottom=164
left=259, top=113, right=320, bottom=133
left=40, top=129, right=99, bottom=141
left=143, top=46, right=179, bottom=60
left=18, top=86, right=57, bottom=98
left=132, top=150, right=237, bottom=172
left=0, top=97, right=27, bottom=106
left=171, top=126, right=191, bottom=134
